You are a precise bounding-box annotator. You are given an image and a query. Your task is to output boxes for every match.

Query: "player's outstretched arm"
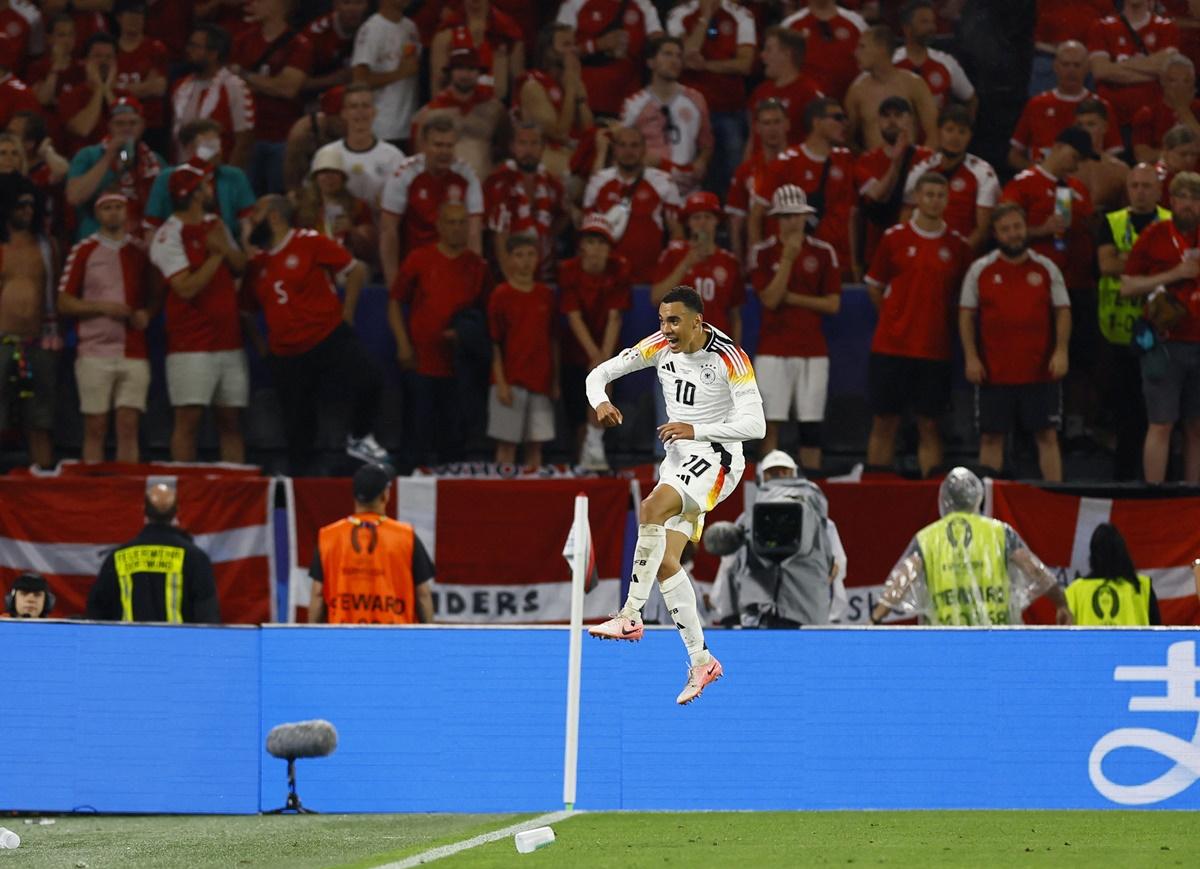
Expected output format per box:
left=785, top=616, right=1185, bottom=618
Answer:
left=691, top=355, right=766, bottom=443
left=585, top=335, right=664, bottom=422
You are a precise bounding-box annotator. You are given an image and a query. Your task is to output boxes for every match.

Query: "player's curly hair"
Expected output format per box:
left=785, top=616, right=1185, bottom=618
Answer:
left=662, top=286, right=703, bottom=314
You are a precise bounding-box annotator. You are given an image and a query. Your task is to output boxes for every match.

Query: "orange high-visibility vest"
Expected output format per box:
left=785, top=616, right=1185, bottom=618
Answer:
left=318, top=514, right=417, bottom=624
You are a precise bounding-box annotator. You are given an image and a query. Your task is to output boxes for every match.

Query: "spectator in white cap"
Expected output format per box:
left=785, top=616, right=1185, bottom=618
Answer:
left=557, top=212, right=632, bottom=470
left=57, top=190, right=155, bottom=464
left=748, top=184, right=841, bottom=474
left=296, top=146, right=376, bottom=262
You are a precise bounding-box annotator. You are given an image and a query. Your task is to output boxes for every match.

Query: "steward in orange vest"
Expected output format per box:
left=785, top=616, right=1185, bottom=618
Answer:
left=308, top=464, right=435, bottom=624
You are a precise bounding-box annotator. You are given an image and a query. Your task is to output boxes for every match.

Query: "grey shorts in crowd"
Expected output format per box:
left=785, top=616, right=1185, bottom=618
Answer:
left=1142, top=341, right=1200, bottom=424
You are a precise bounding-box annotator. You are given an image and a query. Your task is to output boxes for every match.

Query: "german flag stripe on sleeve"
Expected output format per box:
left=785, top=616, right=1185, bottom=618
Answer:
left=711, top=339, right=755, bottom=386
left=636, top=331, right=671, bottom=360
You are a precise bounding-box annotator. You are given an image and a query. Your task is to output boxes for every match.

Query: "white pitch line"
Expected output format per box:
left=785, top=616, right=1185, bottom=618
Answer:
left=376, top=810, right=579, bottom=868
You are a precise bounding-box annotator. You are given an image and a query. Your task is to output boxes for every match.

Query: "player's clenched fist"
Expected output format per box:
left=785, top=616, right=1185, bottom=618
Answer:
left=595, top=401, right=623, bottom=428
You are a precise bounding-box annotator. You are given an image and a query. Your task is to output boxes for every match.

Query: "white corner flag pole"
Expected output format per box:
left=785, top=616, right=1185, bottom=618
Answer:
left=562, top=493, right=588, bottom=811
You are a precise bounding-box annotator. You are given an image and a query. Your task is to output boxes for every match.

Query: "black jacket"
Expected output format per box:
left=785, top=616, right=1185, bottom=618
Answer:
left=87, top=523, right=221, bottom=624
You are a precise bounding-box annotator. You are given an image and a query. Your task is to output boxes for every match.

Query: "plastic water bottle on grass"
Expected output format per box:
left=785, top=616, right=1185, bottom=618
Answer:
left=0, top=826, right=20, bottom=849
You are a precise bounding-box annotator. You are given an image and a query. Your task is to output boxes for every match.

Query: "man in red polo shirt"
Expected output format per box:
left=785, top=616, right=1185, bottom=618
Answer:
left=389, top=200, right=489, bottom=471
left=1088, top=0, right=1180, bottom=132
left=380, top=113, right=483, bottom=288
left=651, top=191, right=744, bottom=342
left=555, top=0, right=663, bottom=117
left=960, top=202, right=1072, bottom=481
left=148, top=164, right=247, bottom=464
left=781, top=0, right=867, bottom=102
left=745, top=25, right=822, bottom=152
left=749, top=184, right=840, bottom=472
left=243, top=194, right=388, bottom=473
left=864, top=172, right=972, bottom=476
left=1122, top=171, right=1200, bottom=483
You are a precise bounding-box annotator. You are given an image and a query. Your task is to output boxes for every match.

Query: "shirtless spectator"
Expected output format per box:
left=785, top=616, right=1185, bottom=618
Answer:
left=409, top=47, right=506, bottom=184
left=0, top=182, right=56, bottom=468
left=746, top=26, right=823, bottom=152
left=846, top=25, right=938, bottom=152
left=728, top=98, right=790, bottom=266
left=430, top=0, right=525, bottom=103
left=1009, top=40, right=1123, bottom=172
left=483, top=122, right=566, bottom=281
left=1087, top=0, right=1180, bottom=132
left=781, top=0, right=868, bottom=102
left=148, top=164, right=248, bottom=463
left=516, top=23, right=592, bottom=180
left=582, top=125, right=682, bottom=283
left=172, top=23, right=255, bottom=169
left=620, top=35, right=713, bottom=197
left=556, top=0, right=662, bottom=118
left=379, top=114, right=484, bottom=289
left=893, top=0, right=976, bottom=115
left=1074, top=99, right=1130, bottom=214
left=903, top=105, right=999, bottom=252
left=351, top=0, right=421, bottom=150
left=1132, top=54, right=1200, bottom=164
left=301, top=0, right=369, bottom=98
left=751, top=97, right=858, bottom=279
left=56, top=192, right=154, bottom=464
left=113, top=1, right=168, bottom=156
left=310, top=84, right=404, bottom=216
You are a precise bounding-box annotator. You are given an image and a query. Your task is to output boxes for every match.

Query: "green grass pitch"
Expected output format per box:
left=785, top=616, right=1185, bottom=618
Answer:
left=4, top=811, right=1198, bottom=868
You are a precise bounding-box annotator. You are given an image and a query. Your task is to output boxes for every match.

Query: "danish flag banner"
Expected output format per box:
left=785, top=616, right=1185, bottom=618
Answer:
left=0, top=476, right=275, bottom=623
left=286, top=477, right=631, bottom=623
left=991, top=482, right=1200, bottom=625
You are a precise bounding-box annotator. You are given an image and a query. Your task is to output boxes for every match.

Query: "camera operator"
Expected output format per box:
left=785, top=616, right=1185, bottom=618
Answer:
left=2, top=572, right=54, bottom=619
left=705, top=450, right=845, bottom=627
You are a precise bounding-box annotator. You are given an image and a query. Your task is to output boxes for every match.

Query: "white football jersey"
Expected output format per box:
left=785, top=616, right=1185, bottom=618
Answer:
left=586, top=324, right=765, bottom=459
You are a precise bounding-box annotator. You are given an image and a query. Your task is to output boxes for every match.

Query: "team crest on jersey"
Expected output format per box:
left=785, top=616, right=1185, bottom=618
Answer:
left=636, top=189, right=650, bottom=201
left=938, top=247, right=952, bottom=262
left=830, top=166, right=844, bottom=180
left=447, top=186, right=463, bottom=202
left=700, top=366, right=717, bottom=384
left=285, top=254, right=299, bottom=270
left=678, top=105, right=694, bottom=124
left=1146, top=32, right=1157, bottom=48
left=719, top=20, right=734, bottom=36
left=835, top=27, right=851, bottom=40
left=1027, top=271, right=1044, bottom=286
left=5, top=22, right=19, bottom=37
left=712, top=266, right=728, bottom=284
left=591, top=10, right=603, bottom=22
left=417, top=188, right=428, bottom=199
left=951, top=177, right=967, bottom=192
left=993, top=273, right=1003, bottom=284
left=1047, top=107, right=1056, bottom=118
left=802, top=255, right=819, bottom=274
left=929, top=72, right=944, bottom=88
left=906, top=245, right=917, bottom=257
left=800, top=28, right=811, bottom=39
left=624, top=8, right=640, bottom=25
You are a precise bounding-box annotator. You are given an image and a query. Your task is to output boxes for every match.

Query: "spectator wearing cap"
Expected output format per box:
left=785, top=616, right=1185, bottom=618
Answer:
left=746, top=26, right=824, bottom=152
left=751, top=96, right=858, bottom=280
left=0, top=30, right=42, bottom=129
left=113, top=0, right=169, bottom=156
left=172, top=24, right=255, bottom=171
left=56, top=190, right=155, bottom=464
left=901, top=105, right=1000, bottom=253
left=144, top=119, right=256, bottom=243
left=666, top=0, right=756, bottom=198
left=1001, top=126, right=1098, bottom=298
left=558, top=213, right=631, bottom=470
left=295, top=147, right=376, bottom=262
left=230, top=0, right=314, bottom=195
left=844, top=25, right=939, bottom=153
left=430, top=0, right=526, bottom=104
left=65, top=92, right=166, bottom=240
left=483, top=121, right=566, bottom=282
left=88, top=482, right=221, bottom=623
left=620, top=35, right=713, bottom=198
left=1008, top=40, right=1124, bottom=173
left=3, top=572, right=54, bottom=619
left=301, top=0, right=370, bottom=100
left=309, top=463, right=435, bottom=625
left=379, top=113, right=485, bottom=290
left=148, top=162, right=248, bottom=464
left=728, top=98, right=790, bottom=267
left=582, top=125, right=682, bottom=283
left=651, top=190, right=744, bottom=343
left=409, top=46, right=506, bottom=184
left=309, top=83, right=404, bottom=218
left=351, top=0, right=421, bottom=150
left=749, top=185, right=840, bottom=473
left=855, top=95, right=933, bottom=268
left=515, top=23, right=592, bottom=181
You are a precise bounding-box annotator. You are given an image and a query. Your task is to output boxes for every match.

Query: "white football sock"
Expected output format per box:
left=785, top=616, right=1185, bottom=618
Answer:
left=660, top=568, right=710, bottom=666
left=622, top=523, right=666, bottom=617
left=585, top=424, right=605, bottom=449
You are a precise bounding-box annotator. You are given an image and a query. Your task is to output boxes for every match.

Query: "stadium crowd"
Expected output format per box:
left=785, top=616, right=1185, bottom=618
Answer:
left=3, top=0, right=1200, bottom=483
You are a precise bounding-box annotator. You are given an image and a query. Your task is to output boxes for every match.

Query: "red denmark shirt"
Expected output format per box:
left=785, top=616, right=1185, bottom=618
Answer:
left=652, top=242, right=744, bottom=337
left=390, top=244, right=489, bottom=378
left=1001, top=166, right=1094, bottom=286
left=755, top=144, right=856, bottom=275
left=1010, top=89, right=1123, bottom=163
left=746, top=74, right=824, bottom=150
left=1087, top=13, right=1180, bottom=127
left=487, top=281, right=557, bottom=395
left=231, top=26, right=314, bottom=143
left=1125, top=219, right=1200, bottom=343
left=557, top=254, right=632, bottom=368
left=750, top=234, right=840, bottom=358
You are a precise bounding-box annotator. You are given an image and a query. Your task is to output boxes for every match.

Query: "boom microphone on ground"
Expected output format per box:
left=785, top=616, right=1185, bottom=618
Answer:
left=265, top=719, right=338, bottom=814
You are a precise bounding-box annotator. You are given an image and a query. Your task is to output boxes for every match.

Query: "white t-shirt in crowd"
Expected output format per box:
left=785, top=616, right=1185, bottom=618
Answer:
left=351, top=12, right=421, bottom=142
left=312, top=138, right=405, bottom=211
